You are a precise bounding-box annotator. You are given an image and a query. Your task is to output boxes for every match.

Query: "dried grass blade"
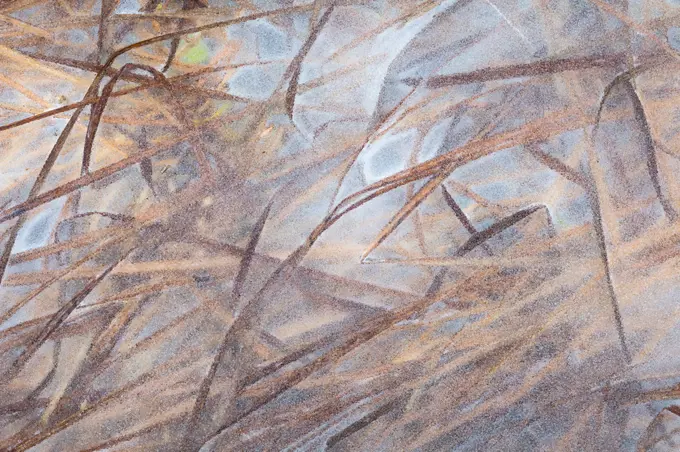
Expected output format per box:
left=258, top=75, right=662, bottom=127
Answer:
left=525, top=144, right=587, bottom=187
left=326, top=394, right=407, bottom=448
left=162, top=37, right=181, bottom=73
left=83, top=63, right=146, bottom=175
left=621, top=79, right=677, bottom=221
left=139, top=0, right=161, bottom=12
left=162, top=0, right=207, bottom=72
left=454, top=205, right=544, bottom=256
left=200, top=270, right=486, bottom=449
left=6, top=343, right=204, bottom=452
left=637, top=405, right=680, bottom=451
left=421, top=52, right=628, bottom=88
left=441, top=185, right=477, bottom=235
left=441, top=185, right=492, bottom=255
left=585, top=183, right=631, bottom=363
left=334, top=106, right=589, bottom=224
left=232, top=198, right=274, bottom=300
left=360, top=170, right=451, bottom=261
left=97, top=0, right=120, bottom=60
left=44, top=296, right=151, bottom=423
left=183, top=198, right=274, bottom=450
left=329, top=175, right=433, bottom=232
left=668, top=406, right=680, bottom=417
left=427, top=203, right=551, bottom=296
left=331, top=164, right=439, bottom=217
left=594, top=65, right=649, bottom=131
left=0, top=55, right=257, bottom=133
left=0, top=106, right=85, bottom=284
left=0, top=127, right=191, bottom=225
left=0, top=230, right=131, bottom=327
left=285, top=3, right=335, bottom=120
left=87, top=62, right=211, bottom=179
left=1, top=245, right=134, bottom=384
left=140, top=157, right=155, bottom=194
left=0, top=6, right=313, bottom=233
